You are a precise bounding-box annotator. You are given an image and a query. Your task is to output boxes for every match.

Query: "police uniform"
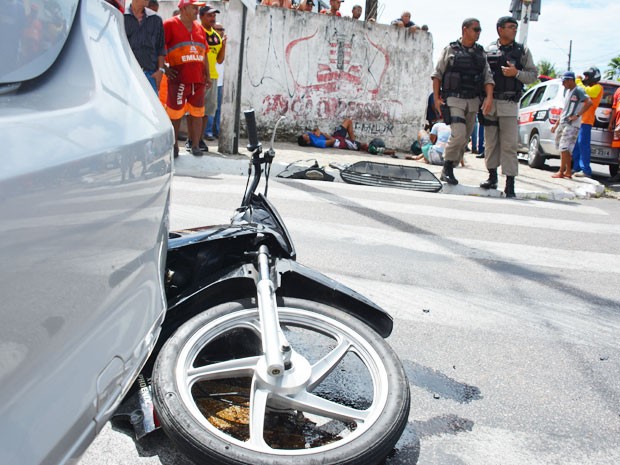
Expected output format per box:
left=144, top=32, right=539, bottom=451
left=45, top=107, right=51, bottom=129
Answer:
left=431, top=40, right=494, bottom=182
left=482, top=39, right=537, bottom=185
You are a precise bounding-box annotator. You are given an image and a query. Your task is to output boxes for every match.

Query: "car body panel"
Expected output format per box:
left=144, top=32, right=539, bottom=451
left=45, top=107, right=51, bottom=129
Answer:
left=0, top=1, right=173, bottom=464
left=0, top=0, right=78, bottom=84
left=517, top=78, right=620, bottom=168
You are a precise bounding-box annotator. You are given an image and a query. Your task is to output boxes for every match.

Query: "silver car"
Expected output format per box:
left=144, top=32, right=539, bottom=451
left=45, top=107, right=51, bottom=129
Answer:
left=0, top=1, right=173, bottom=464
left=517, top=78, right=620, bottom=177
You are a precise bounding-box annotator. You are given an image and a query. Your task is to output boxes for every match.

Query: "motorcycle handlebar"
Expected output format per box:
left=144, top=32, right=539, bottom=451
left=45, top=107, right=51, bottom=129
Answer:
left=244, top=109, right=261, bottom=151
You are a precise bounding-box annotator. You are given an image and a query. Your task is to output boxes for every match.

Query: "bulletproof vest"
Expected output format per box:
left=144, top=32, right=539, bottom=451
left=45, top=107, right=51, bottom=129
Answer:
left=486, top=41, right=525, bottom=100
left=441, top=41, right=487, bottom=99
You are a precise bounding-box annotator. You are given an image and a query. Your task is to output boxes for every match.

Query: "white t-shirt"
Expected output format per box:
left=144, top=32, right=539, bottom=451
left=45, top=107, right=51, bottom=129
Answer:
left=430, top=122, right=451, bottom=154
left=216, top=62, right=224, bottom=87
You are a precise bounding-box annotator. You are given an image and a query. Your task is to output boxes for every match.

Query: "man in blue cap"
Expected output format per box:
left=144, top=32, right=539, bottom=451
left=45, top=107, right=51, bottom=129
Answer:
left=550, top=71, right=592, bottom=178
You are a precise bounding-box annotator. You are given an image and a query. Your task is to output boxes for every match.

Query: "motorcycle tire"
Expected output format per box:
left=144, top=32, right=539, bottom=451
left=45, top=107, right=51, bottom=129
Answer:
left=152, top=297, right=410, bottom=465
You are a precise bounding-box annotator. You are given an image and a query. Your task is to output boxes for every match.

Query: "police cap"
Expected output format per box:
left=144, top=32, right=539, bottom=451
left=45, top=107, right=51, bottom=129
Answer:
left=497, top=16, right=518, bottom=29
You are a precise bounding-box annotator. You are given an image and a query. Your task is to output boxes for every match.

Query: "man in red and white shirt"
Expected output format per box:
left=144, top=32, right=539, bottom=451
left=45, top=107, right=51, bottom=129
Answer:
left=163, top=0, right=211, bottom=157
left=320, top=0, right=342, bottom=16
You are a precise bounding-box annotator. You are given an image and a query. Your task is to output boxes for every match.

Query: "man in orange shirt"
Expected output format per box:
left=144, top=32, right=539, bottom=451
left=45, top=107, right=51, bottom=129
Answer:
left=163, top=0, right=211, bottom=157
left=609, top=87, right=620, bottom=151
left=572, top=67, right=603, bottom=177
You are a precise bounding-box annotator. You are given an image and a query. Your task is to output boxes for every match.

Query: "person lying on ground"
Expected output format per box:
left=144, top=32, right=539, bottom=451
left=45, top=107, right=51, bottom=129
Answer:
left=297, top=118, right=395, bottom=155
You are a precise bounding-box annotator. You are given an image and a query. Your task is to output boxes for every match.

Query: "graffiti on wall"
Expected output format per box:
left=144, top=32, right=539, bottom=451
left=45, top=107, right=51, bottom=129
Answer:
left=262, top=94, right=403, bottom=122
left=353, top=121, right=395, bottom=137
left=248, top=18, right=404, bottom=126
left=283, top=30, right=390, bottom=96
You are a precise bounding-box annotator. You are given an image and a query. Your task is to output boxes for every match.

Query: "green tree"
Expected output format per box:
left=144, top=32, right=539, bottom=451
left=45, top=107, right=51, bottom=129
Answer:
left=537, top=60, right=557, bottom=79
left=604, top=56, right=620, bottom=81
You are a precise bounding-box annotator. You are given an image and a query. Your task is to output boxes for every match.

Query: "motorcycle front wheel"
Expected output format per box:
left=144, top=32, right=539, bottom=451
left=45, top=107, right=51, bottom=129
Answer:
left=152, top=297, right=410, bottom=465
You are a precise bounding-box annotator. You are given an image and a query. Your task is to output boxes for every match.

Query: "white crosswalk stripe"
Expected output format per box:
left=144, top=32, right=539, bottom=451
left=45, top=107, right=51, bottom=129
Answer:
left=171, top=176, right=620, bottom=276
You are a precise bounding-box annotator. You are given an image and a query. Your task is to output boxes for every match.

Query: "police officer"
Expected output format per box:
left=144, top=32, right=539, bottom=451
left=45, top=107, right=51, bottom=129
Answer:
left=480, top=16, right=537, bottom=197
left=432, top=18, right=494, bottom=185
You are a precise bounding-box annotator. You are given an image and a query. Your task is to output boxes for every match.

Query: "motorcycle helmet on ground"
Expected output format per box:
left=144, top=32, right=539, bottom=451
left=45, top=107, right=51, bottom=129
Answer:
left=582, top=67, right=601, bottom=86
left=368, top=138, right=386, bottom=155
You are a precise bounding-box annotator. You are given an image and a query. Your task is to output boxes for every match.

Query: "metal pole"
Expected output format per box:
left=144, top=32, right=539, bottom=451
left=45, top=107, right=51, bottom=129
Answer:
left=518, top=0, right=532, bottom=45
left=567, top=39, right=572, bottom=71
left=364, top=0, right=377, bottom=21
left=218, top=0, right=247, bottom=154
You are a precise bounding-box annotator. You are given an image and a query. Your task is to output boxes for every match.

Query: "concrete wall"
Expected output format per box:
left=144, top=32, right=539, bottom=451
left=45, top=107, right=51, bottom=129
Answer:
left=156, top=1, right=433, bottom=151
left=239, top=6, right=433, bottom=151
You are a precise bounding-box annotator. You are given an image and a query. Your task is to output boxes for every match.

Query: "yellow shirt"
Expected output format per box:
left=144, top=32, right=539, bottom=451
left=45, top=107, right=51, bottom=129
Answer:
left=576, top=78, right=603, bottom=126
left=203, top=27, right=222, bottom=80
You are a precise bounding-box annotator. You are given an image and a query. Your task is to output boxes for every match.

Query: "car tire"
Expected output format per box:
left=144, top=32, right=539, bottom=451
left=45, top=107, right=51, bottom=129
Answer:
left=527, top=133, right=546, bottom=169
left=609, top=164, right=619, bottom=178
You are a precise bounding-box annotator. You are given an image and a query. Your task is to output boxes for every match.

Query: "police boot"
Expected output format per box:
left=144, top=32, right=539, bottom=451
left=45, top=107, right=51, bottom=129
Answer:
left=504, top=176, right=516, bottom=198
left=479, top=168, right=498, bottom=189
left=440, top=160, right=458, bottom=185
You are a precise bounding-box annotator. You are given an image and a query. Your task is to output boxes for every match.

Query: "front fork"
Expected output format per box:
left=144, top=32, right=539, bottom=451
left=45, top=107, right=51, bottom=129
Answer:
left=255, top=244, right=291, bottom=377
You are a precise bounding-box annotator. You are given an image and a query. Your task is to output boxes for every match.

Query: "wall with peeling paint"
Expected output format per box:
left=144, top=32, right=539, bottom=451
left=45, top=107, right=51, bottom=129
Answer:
left=239, top=7, right=433, bottom=151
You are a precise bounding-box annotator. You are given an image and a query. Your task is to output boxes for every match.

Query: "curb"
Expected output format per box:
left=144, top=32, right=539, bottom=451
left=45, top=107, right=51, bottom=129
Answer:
left=173, top=149, right=602, bottom=201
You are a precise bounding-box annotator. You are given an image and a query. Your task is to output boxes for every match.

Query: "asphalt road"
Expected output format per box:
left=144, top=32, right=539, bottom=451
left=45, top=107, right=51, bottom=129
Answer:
left=80, top=174, right=620, bottom=465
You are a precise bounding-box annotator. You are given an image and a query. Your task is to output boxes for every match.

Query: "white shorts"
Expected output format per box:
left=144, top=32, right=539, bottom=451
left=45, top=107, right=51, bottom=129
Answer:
left=555, top=123, right=579, bottom=153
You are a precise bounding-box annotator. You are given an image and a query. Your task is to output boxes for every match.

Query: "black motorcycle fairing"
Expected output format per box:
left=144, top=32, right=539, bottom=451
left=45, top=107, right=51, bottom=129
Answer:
left=234, top=193, right=296, bottom=260
left=166, top=227, right=268, bottom=305
left=277, top=260, right=393, bottom=337
left=164, top=257, right=393, bottom=339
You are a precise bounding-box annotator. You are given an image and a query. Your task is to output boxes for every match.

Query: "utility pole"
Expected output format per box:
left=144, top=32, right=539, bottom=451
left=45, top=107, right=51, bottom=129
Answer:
left=510, top=0, right=541, bottom=45
left=219, top=0, right=253, bottom=154
left=517, top=0, right=532, bottom=45
left=567, top=39, right=572, bottom=71
left=365, top=0, right=377, bottom=21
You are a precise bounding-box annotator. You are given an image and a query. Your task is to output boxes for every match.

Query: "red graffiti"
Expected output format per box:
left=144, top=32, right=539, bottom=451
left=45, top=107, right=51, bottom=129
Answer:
left=285, top=30, right=389, bottom=96
left=262, top=94, right=403, bottom=122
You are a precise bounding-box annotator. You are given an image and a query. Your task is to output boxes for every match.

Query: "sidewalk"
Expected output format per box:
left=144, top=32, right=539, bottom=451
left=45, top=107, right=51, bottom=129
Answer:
left=173, top=141, right=606, bottom=201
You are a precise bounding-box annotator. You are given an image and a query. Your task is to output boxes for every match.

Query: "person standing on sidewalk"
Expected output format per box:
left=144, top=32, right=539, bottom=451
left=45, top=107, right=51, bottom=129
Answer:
left=480, top=16, right=536, bottom=198
left=199, top=5, right=226, bottom=143
left=550, top=71, right=592, bottom=178
left=163, top=0, right=211, bottom=157
left=609, top=87, right=620, bottom=159
left=210, top=23, right=226, bottom=139
left=431, top=18, right=494, bottom=185
left=124, top=0, right=166, bottom=93
left=572, top=67, right=603, bottom=177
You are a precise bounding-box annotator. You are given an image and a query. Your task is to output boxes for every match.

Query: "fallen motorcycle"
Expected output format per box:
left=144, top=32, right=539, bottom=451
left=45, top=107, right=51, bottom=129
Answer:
left=124, top=111, right=410, bottom=465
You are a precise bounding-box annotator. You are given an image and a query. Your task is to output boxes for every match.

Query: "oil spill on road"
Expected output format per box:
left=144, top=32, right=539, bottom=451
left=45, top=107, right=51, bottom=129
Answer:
left=402, top=360, right=482, bottom=403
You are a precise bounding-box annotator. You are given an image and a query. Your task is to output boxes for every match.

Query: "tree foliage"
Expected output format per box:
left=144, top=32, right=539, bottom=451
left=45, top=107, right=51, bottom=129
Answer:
left=604, top=57, right=620, bottom=81
left=537, top=60, right=557, bottom=79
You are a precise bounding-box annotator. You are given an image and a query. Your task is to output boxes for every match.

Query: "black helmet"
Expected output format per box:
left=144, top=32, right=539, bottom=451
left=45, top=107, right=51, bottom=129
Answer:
left=582, top=67, right=601, bottom=86
left=496, top=16, right=518, bottom=29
